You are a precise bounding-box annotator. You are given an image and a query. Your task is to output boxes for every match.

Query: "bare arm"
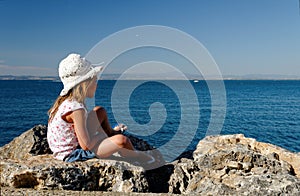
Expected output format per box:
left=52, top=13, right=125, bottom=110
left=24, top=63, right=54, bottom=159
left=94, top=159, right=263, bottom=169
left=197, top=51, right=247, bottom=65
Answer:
left=71, top=109, right=107, bottom=150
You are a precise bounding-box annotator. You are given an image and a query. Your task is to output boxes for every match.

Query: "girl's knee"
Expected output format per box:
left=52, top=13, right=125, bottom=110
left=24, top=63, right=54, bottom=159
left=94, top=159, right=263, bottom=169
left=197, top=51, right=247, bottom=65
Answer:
left=114, top=135, right=129, bottom=148
left=93, top=106, right=107, bottom=116
left=93, top=106, right=105, bottom=112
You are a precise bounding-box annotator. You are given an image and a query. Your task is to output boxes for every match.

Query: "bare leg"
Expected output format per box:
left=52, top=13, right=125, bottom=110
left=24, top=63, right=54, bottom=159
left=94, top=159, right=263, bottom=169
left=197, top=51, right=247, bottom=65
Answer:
left=93, top=134, right=134, bottom=157
left=93, top=134, right=154, bottom=163
left=90, top=106, right=155, bottom=163
left=93, top=106, right=115, bottom=136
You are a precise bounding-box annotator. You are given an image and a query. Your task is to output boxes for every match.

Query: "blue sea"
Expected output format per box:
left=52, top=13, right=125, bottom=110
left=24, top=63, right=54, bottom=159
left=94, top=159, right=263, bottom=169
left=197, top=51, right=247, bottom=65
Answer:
left=1, top=80, right=299, bottom=159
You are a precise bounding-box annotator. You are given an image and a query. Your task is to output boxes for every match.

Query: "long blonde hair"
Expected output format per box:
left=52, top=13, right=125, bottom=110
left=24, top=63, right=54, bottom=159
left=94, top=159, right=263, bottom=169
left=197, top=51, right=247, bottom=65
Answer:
left=48, top=77, right=95, bottom=122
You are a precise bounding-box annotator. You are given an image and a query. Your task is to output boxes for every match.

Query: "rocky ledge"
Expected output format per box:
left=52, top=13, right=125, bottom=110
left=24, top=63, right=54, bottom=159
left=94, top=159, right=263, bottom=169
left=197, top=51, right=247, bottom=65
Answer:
left=1, top=125, right=300, bottom=195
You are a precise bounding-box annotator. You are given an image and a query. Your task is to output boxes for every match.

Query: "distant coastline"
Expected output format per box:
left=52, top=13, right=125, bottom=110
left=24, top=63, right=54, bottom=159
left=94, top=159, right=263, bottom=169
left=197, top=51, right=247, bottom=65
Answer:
left=0, top=75, right=59, bottom=81
left=1, top=74, right=300, bottom=81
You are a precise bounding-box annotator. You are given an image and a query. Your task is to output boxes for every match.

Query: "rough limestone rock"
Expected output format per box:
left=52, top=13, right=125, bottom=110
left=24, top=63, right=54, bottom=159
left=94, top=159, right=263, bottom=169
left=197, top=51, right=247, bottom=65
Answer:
left=0, top=125, right=160, bottom=192
left=168, top=134, right=300, bottom=195
left=193, top=134, right=300, bottom=178
left=1, top=156, right=149, bottom=192
left=1, top=125, right=300, bottom=195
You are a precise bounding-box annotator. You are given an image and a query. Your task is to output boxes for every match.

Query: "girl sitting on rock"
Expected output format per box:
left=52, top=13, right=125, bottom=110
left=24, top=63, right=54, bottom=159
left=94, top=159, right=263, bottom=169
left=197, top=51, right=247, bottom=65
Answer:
left=47, top=53, right=155, bottom=164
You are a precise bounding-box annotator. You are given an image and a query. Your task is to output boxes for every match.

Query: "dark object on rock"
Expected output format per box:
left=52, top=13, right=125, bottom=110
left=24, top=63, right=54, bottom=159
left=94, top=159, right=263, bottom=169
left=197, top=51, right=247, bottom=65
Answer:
left=29, top=125, right=52, bottom=155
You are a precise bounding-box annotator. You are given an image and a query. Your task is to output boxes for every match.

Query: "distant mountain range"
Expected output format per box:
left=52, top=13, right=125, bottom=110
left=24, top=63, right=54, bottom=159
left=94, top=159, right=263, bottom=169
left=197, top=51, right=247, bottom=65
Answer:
left=1, top=74, right=300, bottom=81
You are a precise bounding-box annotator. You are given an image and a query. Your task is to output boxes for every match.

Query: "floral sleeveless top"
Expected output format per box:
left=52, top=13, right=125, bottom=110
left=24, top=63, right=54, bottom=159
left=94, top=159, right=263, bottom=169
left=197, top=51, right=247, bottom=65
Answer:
left=47, top=99, right=86, bottom=160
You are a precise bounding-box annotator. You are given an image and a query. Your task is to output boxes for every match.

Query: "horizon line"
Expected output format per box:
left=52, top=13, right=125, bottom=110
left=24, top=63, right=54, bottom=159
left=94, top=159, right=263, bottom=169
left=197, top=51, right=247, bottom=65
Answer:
left=1, top=74, right=300, bottom=81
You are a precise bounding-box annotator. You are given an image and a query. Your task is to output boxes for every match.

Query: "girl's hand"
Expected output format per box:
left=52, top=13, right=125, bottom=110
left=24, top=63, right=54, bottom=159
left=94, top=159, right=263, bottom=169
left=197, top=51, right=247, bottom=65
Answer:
left=113, top=124, right=127, bottom=135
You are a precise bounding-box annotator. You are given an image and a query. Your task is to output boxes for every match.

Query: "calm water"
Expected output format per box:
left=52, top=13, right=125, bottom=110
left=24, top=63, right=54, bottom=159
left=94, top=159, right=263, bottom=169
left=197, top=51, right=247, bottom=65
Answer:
left=1, top=80, right=299, bottom=156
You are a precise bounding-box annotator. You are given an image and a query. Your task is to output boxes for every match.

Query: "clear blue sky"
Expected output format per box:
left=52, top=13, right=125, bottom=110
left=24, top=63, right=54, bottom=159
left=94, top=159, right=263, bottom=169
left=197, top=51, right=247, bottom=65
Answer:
left=0, top=0, right=299, bottom=76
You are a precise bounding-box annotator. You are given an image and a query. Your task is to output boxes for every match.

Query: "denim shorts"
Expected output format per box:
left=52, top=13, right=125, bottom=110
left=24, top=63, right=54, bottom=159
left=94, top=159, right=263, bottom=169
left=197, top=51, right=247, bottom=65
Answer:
left=64, top=148, right=96, bottom=162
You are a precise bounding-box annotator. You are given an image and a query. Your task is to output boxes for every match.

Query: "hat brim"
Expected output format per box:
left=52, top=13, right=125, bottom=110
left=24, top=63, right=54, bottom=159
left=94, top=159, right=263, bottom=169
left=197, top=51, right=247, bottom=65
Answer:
left=60, top=64, right=104, bottom=96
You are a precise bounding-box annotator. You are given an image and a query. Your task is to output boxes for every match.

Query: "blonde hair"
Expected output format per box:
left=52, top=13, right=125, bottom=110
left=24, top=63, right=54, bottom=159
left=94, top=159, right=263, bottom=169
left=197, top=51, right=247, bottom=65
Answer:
left=48, top=77, right=96, bottom=122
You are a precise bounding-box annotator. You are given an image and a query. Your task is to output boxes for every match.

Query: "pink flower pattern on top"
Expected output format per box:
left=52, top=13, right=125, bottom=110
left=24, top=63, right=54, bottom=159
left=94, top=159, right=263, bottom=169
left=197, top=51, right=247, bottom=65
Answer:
left=47, top=99, right=86, bottom=160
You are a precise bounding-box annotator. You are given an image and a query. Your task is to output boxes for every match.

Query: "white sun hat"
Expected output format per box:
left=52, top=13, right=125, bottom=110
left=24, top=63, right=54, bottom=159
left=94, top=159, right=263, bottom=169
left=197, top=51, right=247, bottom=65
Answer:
left=58, top=53, right=104, bottom=96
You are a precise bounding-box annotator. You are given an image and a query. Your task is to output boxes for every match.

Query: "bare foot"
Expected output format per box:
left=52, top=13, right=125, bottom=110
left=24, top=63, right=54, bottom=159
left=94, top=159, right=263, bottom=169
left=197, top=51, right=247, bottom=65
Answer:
left=134, top=151, right=155, bottom=164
